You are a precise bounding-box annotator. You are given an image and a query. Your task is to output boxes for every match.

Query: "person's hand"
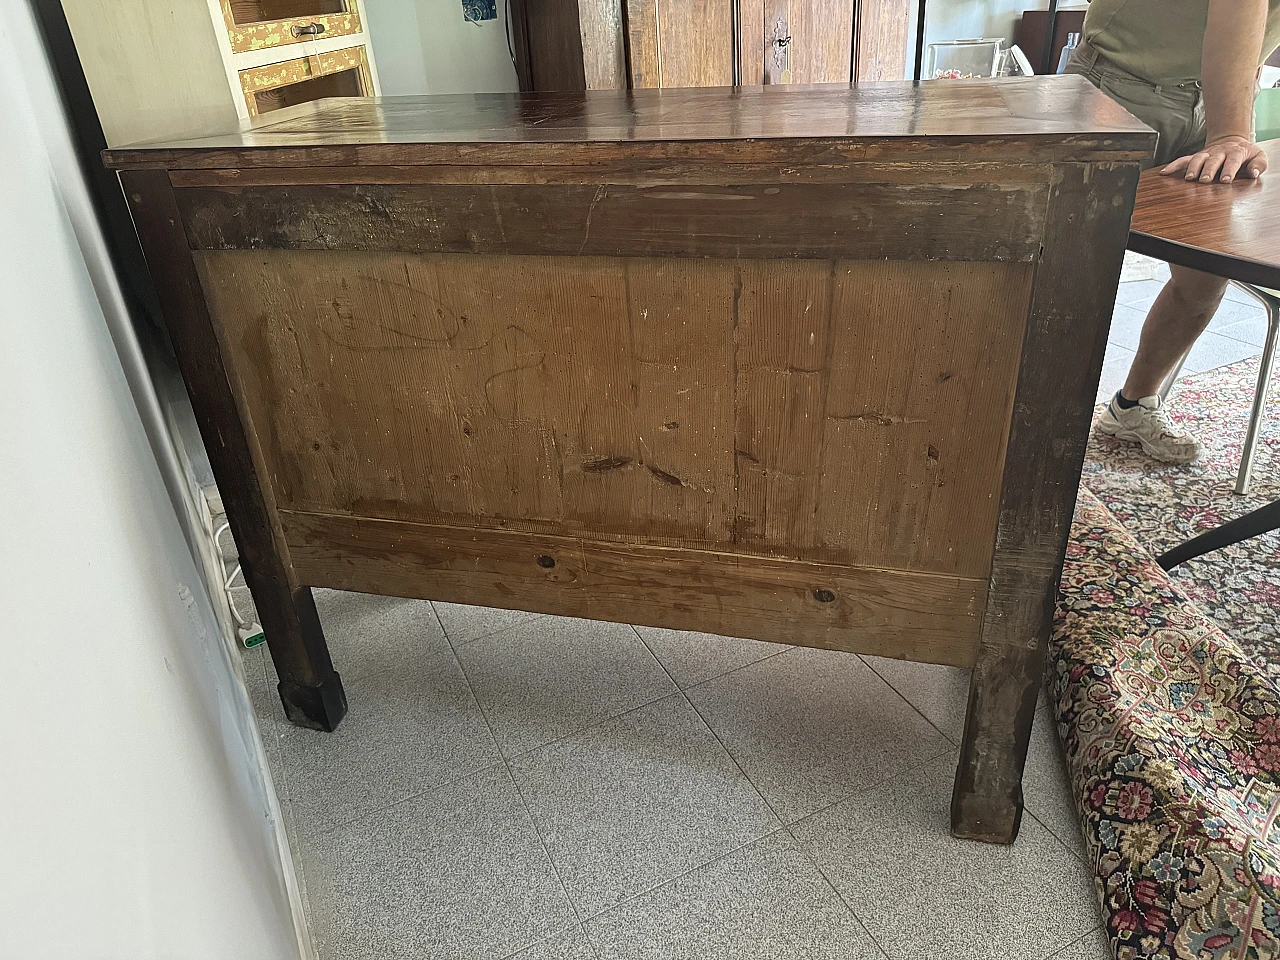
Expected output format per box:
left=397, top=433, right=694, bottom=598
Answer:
left=1160, top=135, right=1269, bottom=183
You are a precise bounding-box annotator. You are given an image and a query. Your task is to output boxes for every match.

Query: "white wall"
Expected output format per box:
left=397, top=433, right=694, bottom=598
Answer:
left=905, top=0, right=1072, bottom=80
left=365, top=0, right=518, bottom=95
left=0, top=7, right=302, bottom=959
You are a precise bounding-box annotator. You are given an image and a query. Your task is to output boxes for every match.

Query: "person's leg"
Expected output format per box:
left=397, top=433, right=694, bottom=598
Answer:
left=1097, top=263, right=1226, bottom=462
left=1121, top=264, right=1228, bottom=398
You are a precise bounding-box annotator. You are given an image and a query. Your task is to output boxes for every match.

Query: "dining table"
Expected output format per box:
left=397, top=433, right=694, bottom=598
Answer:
left=1126, top=138, right=1280, bottom=565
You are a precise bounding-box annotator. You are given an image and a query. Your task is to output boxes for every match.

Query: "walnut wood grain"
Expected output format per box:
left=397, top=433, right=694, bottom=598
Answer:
left=102, top=78, right=1154, bottom=171
left=281, top=509, right=987, bottom=666
left=175, top=181, right=1048, bottom=261
left=1128, top=139, right=1280, bottom=290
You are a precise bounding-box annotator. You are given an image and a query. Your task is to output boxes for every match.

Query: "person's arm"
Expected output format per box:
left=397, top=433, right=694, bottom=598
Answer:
left=1161, top=0, right=1270, bottom=183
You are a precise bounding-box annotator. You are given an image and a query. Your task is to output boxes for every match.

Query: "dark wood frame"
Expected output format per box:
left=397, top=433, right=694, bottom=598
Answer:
left=110, top=83, right=1151, bottom=840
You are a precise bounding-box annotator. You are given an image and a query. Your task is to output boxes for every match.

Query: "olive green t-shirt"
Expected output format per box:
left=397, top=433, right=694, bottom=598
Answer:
left=1083, top=0, right=1280, bottom=84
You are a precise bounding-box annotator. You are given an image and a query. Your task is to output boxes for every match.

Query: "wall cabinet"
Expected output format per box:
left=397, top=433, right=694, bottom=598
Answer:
left=509, top=0, right=912, bottom=91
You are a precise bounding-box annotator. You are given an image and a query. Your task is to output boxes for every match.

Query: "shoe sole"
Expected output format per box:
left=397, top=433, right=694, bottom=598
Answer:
left=1096, top=418, right=1199, bottom=464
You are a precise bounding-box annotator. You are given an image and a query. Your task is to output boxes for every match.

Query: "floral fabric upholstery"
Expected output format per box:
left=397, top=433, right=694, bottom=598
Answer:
left=1050, top=487, right=1280, bottom=960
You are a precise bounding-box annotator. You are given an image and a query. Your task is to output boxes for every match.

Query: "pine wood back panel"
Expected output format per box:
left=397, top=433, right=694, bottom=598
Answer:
left=196, top=251, right=1030, bottom=579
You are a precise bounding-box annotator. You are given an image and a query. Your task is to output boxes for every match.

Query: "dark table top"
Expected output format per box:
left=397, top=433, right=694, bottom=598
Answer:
left=1128, top=139, right=1280, bottom=290
left=103, top=77, right=1153, bottom=171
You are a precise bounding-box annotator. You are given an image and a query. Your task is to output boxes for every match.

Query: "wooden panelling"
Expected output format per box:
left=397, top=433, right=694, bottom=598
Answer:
left=854, top=0, right=912, bottom=80
left=736, top=259, right=1032, bottom=576
left=176, top=181, right=1048, bottom=261
left=625, top=0, right=735, bottom=87
left=577, top=0, right=627, bottom=88
left=195, top=251, right=1031, bottom=579
left=790, top=0, right=856, bottom=83
left=281, top=510, right=987, bottom=666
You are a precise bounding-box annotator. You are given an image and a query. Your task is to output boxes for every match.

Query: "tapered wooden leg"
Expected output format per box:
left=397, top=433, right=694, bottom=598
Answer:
left=264, top=584, right=347, bottom=731
left=951, top=634, right=1043, bottom=843
left=121, top=169, right=346, bottom=731
left=949, top=161, right=1141, bottom=842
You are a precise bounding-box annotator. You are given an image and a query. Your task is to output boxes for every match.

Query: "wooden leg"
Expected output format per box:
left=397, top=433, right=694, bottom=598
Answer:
left=264, top=584, right=347, bottom=731
left=951, top=637, right=1043, bottom=843
left=950, top=162, right=1141, bottom=842
left=121, top=169, right=347, bottom=731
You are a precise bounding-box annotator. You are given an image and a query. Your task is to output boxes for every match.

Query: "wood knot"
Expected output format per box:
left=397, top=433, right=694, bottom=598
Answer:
left=813, top=588, right=836, bottom=603
left=536, top=555, right=556, bottom=569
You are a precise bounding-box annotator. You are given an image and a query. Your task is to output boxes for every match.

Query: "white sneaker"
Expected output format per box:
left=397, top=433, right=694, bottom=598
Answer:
left=1096, top=393, right=1202, bottom=463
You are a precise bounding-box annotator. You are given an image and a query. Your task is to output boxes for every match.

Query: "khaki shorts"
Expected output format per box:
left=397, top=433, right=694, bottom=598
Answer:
left=1065, top=41, right=1206, bottom=168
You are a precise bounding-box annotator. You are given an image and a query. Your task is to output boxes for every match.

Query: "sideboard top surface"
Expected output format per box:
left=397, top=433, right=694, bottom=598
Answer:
left=104, top=77, right=1153, bottom=170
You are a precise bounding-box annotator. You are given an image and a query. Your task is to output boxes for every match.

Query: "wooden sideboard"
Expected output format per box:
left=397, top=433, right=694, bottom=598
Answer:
left=105, top=79, right=1153, bottom=843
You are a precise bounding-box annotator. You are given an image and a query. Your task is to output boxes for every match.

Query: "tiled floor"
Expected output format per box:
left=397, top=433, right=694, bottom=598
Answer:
left=244, top=594, right=1105, bottom=960
left=235, top=261, right=1271, bottom=960
left=1097, top=263, right=1269, bottom=403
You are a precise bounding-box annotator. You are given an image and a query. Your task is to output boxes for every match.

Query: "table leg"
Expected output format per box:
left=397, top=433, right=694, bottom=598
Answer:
left=1234, top=284, right=1280, bottom=495
left=121, top=170, right=347, bottom=731
left=1157, top=497, right=1280, bottom=569
left=951, top=161, right=1139, bottom=842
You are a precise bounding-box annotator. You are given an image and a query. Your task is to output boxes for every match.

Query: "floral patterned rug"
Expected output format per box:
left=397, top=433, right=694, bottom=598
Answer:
left=1082, top=356, right=1280, bottom=680
left=1052, top=489, right=1280, bottom=960
left=1048, top=358, right=1280, bottom=959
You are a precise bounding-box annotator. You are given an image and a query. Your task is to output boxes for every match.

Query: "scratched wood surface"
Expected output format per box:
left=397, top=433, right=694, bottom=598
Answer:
left=195, top=251, right=1031, bottom=582
left=102, top=78, right=1154, bottom=171
left=175, top=181, right=1048, bottom=261
left=282, top=510, right=988, bottom=665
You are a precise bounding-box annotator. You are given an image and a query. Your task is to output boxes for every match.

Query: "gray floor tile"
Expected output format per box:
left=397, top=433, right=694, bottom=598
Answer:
left=303, top=765, right=577, bottom=960
left=273, top=624, right=500, bottom=831
left=1181, top=330, right=1260, bottom=375
left=685, top=648, right=952, bottom=824
left=1024, top=699, right=1089, bottom=863
left=1216, top=312, right=1274, bottom=348
left=1096, top=345, right=1135, bottom=404
left=1226, top=280, right=1267, bottom=305
left=457, top=617, right=676, bottom=758
left=434, top=601, right=543, bottom=647
left=509, top=695, right=779, bottom=918
left=859, top=656, right=969, bottom=742
left=1113, top=278, right=1164, bottom=307
left=584, top=832, right=885, bottom=960
left=790, top=757, right=1100, bottom=960
left=509, top=926, right=599, bottom=959
left=858, top=658, right=1087, bottom=862
left=313, top=589, right=444, bottom=682
left=1046, top=927, right=1112, bottom=960
left=633, top=625, right=787, bottom=689
left=1107, top=303, right=1148, bottom=349
left=1206, top=295, right=1267, bottom=333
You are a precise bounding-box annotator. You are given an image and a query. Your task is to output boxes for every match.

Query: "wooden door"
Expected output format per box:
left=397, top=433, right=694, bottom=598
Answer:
left=740, top=0, right=856, bottom=85
left=626, top=0, right=736, bottom=87
left=625, top=0, right=902, bottom=88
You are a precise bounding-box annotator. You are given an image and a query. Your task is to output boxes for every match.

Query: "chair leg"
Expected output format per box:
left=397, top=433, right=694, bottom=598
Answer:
left=1158, top=350, right=1189, bottom=403
left=1234, top=284, right=1280, bottom=496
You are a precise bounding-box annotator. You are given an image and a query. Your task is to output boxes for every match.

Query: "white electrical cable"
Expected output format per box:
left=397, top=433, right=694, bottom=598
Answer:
left=213, top=520, right=259, bottom=635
